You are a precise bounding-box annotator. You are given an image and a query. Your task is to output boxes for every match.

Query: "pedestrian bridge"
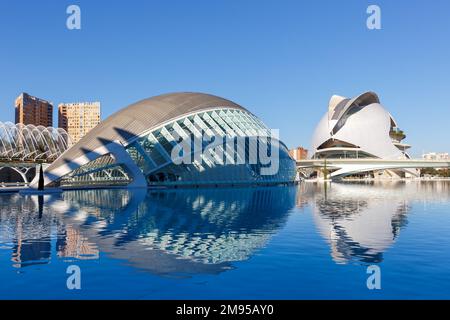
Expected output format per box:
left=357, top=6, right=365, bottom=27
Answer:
left=296, top=158, right=450, bottom=179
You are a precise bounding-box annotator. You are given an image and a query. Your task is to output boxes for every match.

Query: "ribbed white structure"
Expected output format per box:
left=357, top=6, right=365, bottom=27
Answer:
left=0, top=121, right=72, bottom=162
left=311, top=92, right=410, bottom=160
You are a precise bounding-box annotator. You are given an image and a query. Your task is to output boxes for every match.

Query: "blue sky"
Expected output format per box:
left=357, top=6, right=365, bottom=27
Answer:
left=0, top=0, right=449, bottom=156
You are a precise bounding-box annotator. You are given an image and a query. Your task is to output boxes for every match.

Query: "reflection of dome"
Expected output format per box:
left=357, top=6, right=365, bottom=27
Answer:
left=60, top=187, right=295, bottom=275
left=35, top=93, right=296, bottom=189
left=311, top=92, right=411, bottom=161
left=304, top=182, right=414, bottom=264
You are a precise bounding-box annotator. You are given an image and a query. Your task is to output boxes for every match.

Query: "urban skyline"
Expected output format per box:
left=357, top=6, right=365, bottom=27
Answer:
left=7, top=92, right=101, bottom=143
left=4, top=89, right=449, bottom=159
left=1, top=1, right=450, bottom=157
left=15, top=92, right=53, bottom=128
left=1, top=0, right=450, bottom=303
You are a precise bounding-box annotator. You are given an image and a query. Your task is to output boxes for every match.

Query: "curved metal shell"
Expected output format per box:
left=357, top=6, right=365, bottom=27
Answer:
left=47, top=92, right=246, bottom=172
left=38, top=92, right=296, bottom=188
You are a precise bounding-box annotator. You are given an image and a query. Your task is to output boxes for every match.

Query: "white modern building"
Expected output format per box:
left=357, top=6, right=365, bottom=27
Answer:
left=310, top=91, right=416, bottom=178
left=0, top=121, right=72, bottom=185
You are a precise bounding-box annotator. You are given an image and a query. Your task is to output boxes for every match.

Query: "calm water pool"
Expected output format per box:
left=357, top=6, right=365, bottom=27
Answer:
left=0, top=181, right=450, bottom=299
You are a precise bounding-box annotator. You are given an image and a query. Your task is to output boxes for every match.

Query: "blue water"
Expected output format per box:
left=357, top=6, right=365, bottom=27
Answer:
left=1, top=181, right=450, bottom=299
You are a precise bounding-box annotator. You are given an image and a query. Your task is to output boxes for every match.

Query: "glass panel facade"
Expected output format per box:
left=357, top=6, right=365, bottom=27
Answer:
left=59, top=154, right=132, bottom=187
left=58, top=108, right=296, bottom=188
left=123, top=108, right=296, bottom=187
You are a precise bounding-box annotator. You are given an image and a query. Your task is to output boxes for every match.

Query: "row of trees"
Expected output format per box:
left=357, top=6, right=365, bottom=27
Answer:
left=420, top=168, right=450, bottom=178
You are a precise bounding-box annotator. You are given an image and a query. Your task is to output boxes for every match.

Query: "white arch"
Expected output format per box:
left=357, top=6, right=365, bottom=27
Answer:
left=0, top=166, right=28, bottom=184
left=0, top=121, right=71, bottom=162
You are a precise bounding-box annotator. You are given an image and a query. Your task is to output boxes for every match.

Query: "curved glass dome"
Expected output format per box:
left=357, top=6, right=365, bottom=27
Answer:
left=40, top=93, right=296, bottom=188
left=121, top=107, right=295, bottom=187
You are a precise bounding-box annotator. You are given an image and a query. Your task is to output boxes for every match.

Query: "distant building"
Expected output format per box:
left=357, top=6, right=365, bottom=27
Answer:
left=289, top=147, right=308, bottom=161
left=15, top=92, right=53, bottom=127
left=422, top=152, right=450, bottom=161
left=58, top=102, right=101, bottom=143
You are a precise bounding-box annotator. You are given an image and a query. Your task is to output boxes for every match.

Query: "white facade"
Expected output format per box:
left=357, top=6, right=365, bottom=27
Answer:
left=311, top=92, right=410, bottom=160
left=310, top=92, right=415, bottom=178
left=423, top=152, right=449, bottom=161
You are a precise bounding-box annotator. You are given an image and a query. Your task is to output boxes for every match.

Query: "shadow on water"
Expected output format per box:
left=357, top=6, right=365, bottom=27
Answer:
left=0, top=186, right=296, bottom=276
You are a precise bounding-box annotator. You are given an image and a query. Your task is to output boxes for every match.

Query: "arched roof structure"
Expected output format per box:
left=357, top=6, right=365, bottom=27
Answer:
left=47, top=92, right=246, bottom=172
left=0, top=122, right=72, bottom=162
left=37, top=92, right=296, bottom=188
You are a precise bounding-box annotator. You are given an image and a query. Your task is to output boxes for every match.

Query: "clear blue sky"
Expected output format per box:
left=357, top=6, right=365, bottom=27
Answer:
left=0, top=0, right=449, bottom=156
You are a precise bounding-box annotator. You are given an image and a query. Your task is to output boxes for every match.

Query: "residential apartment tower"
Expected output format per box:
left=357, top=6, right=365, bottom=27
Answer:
left=58, top=102, right=100, bottom=143
left=15, top=92, right=53, bottom=127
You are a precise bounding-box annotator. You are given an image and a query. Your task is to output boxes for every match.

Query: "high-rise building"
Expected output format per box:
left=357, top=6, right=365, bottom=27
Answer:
left=15, top=92, right=53, bottom=127
left=289, top=147, right=308, bottom=161
left=58, top=102, right=101, bottom=143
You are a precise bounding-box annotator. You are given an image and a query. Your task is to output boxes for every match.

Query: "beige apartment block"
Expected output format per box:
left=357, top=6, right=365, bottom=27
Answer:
left=289, top=146, right=308, bottom=161
left=58, top=102, right=101, bottom=143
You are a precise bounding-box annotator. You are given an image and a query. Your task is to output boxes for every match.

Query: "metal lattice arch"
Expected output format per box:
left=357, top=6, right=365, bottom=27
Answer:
left=0, top=121, right=72, bottom=162
left=33, top=92, right=296, bottom=188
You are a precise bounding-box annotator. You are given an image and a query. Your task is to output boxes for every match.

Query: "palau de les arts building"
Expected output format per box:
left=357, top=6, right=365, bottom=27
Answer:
left=33, top=93, right=296, bottom=189
left=311, top=91, right=415, bottom=178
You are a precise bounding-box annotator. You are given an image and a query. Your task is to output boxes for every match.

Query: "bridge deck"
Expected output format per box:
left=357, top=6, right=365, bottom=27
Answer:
left=297, top=159, right=450, bottom=167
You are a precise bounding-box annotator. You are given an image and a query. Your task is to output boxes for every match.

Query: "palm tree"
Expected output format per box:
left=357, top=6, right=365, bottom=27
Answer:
left=322, top=159, right=329, bottom=180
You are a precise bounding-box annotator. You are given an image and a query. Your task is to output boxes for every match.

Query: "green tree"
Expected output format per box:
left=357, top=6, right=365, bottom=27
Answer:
left=322, top=159, right=329, bottom=180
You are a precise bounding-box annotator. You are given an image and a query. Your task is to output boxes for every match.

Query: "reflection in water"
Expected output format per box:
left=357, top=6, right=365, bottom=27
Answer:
left=297, top=181, right=450, bottom=265
left=0, top=194, right=99, bottom=268
left=0, top=194, right=52, bottom=268
left=0, top=187, right=295, bottom=275
left=2, top=181, right=450, bottom=299
left=1, top=181, right=449, bottom=277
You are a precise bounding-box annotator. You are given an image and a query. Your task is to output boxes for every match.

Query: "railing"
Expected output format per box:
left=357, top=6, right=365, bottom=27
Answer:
left=0, top=159, right=51, bottom=165
left=0, top=182, right=29, bottom=188
left=298, top=158, right=450, bottom=162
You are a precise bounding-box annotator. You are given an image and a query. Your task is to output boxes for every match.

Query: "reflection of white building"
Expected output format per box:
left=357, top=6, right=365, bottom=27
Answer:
left=311, top=92, right=416, bottom=178
left=302, top=181, right=450, bottom=264
left=304, top=182, right=411, bottom=264
left=313, top=198, right=407, bottom=264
